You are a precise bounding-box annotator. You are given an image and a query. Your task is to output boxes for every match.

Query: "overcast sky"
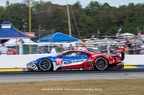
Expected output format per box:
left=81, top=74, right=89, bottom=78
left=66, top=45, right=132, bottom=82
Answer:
left=0, top=0, right=143, bottom=7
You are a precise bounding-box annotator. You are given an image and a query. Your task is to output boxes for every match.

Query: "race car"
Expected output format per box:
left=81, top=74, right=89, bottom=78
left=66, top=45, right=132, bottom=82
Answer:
left=26, top=50, right=124, bottom=71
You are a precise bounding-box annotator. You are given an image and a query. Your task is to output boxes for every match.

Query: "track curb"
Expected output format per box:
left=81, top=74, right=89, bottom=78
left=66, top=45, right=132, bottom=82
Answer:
left=0, top=66, right=144, bottom=72
left=0, top=68, right=24, bottom=72
left=124, top=65, right=144, bottom=69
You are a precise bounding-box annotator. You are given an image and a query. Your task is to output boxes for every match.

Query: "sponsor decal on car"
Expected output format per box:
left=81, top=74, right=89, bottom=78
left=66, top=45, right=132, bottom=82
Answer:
left=63, top=59, right=85, bottom=65
left=73, top=59, right=84, bottom=63
left=63, top=61, right=72, bottom=64
left=55, top=58, right=63, bottom=65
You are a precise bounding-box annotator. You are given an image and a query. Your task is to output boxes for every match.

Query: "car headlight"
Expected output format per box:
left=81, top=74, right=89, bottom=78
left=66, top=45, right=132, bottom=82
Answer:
left=27, top=61, right=35, bottom=66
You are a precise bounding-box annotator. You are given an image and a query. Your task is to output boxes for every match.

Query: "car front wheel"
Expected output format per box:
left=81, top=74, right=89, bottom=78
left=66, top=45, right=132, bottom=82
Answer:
left=94, top=57, right=108, bottom=71
left=38, top=59, right=53, bottom=71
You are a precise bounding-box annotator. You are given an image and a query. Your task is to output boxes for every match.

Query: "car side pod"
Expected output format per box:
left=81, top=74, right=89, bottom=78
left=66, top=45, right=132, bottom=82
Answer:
left=87, top=60, right=93, bottom=66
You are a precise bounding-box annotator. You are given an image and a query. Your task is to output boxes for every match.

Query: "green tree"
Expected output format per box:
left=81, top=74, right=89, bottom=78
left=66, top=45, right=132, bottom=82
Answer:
left=4, top=3, right=29, bottom=31
left=71, top=1, right=92, bottom=38
left=0, top=6, right=5, bottom=23
left=50, top=9, right=68, bottom=34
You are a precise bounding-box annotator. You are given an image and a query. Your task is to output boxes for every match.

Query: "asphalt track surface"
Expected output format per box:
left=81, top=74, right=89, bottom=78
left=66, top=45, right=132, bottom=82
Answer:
left=0, top=69, right=144, bottom=83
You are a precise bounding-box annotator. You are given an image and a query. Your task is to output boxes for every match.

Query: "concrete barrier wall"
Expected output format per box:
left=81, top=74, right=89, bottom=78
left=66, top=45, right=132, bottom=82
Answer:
left=124, top=55, right=144, bottom=65
left=0, top=54, right=143, bottom=68
left=0, top=54, right=49, bottom=68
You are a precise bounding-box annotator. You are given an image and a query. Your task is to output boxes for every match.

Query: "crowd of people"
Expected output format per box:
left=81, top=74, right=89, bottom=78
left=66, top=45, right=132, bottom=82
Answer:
left=1, top=40, right=144, bottom=55
left=50, top=41, right=144, bottom=56
left=98, top=40, right=144, bottom=55
left=123, top=41, right=144, bottom=54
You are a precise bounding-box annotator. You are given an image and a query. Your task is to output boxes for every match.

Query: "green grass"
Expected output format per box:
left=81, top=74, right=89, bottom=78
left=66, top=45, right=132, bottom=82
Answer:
left=0, top=79, right=144, bottom=95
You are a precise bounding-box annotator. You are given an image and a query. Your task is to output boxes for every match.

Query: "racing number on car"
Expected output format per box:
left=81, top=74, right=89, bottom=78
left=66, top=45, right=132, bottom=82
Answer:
left=56, top=58, right=63, bottom=65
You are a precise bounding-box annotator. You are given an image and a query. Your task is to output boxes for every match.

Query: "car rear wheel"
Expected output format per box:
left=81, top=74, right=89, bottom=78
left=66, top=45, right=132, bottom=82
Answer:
left=38, top=59, right=53, bottom=71
left=94, top=57, right=108, bottom=71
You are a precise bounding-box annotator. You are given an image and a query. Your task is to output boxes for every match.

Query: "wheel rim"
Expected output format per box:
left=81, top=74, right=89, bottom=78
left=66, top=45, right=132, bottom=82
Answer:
left=95, top=58, right=108, bottom=70
left=39, top=59, right=52, bottom=71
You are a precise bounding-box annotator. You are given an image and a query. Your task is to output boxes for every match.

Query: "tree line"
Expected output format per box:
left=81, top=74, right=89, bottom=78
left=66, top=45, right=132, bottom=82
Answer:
left=0, top=1, right=144, bottom=39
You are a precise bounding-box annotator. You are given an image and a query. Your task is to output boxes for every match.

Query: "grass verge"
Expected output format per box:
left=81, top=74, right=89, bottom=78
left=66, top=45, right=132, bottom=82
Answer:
left=0, top=78, right=144, bottom=95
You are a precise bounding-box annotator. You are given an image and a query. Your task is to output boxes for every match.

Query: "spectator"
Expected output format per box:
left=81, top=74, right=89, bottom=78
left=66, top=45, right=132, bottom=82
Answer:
left=135, top=44, right=142, bottom=54
left=140, top=41, right=144, bottom=54
left=124, top=44, right=129, bottom=54
left=141, top=41, right=144, bottom=48
left=113, top=43, right=118, bottom=49
left=0, top=43, right=8, bottom=55
left=126, top=41, right=132, bottom=48
left=109, top=45, right=116, bottom=54
left=79, top=44, right=88, bottom=51
left=75, top=43, right=79, bottom=50
left=129, top=46, right=134, bottom=54
left=50, top=45, right=58, bottom=56
left=57, top=44, right=65, bottom=52
left=68, top=44, right=74, bottom=50
left=101, top=45, right=107, bottom=53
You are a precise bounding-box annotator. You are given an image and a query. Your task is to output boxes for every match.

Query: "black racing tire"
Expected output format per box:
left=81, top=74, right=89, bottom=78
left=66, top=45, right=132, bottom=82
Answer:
left=38, top=59, right=53, bottom=71
left=94, top=57, right=108, bottom=71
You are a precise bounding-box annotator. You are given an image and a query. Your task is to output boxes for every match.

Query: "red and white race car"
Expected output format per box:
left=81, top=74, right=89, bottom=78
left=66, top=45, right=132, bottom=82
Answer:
left=27, top=49, right=125, bottom=71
